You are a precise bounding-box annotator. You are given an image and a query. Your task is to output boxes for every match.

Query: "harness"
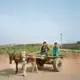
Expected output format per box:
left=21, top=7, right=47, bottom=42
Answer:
left=22, top=56, right=27, bottom=64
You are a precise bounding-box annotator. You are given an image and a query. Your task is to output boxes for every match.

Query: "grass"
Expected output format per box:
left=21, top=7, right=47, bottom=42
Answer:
left=0, top=44, right=80, bottom=55
left=0, top=44, right=52, bottom=54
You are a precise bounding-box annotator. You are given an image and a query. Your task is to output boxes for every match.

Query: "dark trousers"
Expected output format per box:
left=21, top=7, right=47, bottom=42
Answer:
left=41, top=52, right=48, bottom=56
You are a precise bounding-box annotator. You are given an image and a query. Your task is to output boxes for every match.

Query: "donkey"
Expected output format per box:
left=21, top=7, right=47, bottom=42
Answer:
left=7, top=49, right=23, bottom=73
left=21, top=52, right=39, bottom=76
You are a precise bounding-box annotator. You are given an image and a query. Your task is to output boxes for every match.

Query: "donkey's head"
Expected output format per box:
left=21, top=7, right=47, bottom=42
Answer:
left=7, top=49, right=15, bottom=64
left=21, top=51, right=27, bottom=57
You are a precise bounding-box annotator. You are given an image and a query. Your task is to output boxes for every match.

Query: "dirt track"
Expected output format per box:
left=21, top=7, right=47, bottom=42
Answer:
left=0, top=55, right=80, bottom=80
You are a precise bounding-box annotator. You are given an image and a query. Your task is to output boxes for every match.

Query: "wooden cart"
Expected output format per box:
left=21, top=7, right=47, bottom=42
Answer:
left=35, top=55, right=63, bottom=72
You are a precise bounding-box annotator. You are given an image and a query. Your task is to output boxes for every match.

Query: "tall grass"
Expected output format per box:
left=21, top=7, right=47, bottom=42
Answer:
left=0, top=44, right=80, bottom=55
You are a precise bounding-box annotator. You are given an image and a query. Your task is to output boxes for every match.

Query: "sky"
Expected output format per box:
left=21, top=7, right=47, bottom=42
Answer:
left=0, top=0, right=80, bottom=45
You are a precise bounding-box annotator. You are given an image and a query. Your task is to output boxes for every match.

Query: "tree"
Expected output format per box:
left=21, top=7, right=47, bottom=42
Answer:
left=77, top=41, right=80, bottom=44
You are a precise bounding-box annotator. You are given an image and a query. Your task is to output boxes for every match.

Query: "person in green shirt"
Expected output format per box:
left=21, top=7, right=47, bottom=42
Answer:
left=51, top=42, right=59, bottom=56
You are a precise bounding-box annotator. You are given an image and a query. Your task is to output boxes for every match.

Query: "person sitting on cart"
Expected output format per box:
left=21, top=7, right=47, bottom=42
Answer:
left=51, top=42, right=59, bottom=56
left=40, top=41, right=49, bottom=56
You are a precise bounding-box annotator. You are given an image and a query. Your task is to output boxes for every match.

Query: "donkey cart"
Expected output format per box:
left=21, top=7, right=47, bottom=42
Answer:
left=36, top=55, right=63, bottom=72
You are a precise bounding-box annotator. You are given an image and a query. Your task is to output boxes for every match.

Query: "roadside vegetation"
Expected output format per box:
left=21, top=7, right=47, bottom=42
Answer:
left=0, top=44, right=80, bottom=55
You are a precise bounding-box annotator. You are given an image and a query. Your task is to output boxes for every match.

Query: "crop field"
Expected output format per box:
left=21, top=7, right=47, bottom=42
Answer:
left=0, top=44, right=80, bottom=56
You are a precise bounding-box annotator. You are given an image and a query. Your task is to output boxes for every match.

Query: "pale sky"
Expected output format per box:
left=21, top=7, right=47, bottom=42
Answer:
left=0, top=0, right=80, bottom=45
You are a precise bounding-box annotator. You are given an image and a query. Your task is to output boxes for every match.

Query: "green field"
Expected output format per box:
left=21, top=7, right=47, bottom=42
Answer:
left=0, top=44, right=52, bottom=55
left=0, top=44, right=80, bottom=55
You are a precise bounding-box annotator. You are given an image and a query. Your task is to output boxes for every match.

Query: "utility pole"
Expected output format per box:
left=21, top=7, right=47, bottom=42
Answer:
left=60, top=33, right=63, bottom=48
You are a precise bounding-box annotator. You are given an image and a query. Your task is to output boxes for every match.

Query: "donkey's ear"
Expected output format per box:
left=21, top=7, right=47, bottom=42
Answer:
left=5, top=48, right=10, bottom=55
left=7, top=52, right=10, bottom=55
left=6, top=50, right=10, bottom=54
left=12, top=48, right=15, bottom=54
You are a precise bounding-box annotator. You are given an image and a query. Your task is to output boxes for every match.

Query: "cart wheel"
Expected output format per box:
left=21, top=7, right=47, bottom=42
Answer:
left=53, top=58, right=62, bottom=72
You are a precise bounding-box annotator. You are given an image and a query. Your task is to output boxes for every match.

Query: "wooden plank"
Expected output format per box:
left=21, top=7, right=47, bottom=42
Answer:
left=35, top=56, right=63, bottom=59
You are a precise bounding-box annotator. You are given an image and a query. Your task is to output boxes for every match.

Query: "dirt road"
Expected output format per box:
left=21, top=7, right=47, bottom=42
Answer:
left=0, top=55, right=80, bottom=80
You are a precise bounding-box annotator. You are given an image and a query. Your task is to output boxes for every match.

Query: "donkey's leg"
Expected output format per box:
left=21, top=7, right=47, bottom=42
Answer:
left=34, top=61, right=38, bottom=73
left=21, top=64, right=24, bottom=71
left=15, top=62, right=18, bottom=73
left=35, top=63, right=38, bottom=73
left=23, top=63, right=27, bottom=76
left=32, top=62, right=35, bottom=72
